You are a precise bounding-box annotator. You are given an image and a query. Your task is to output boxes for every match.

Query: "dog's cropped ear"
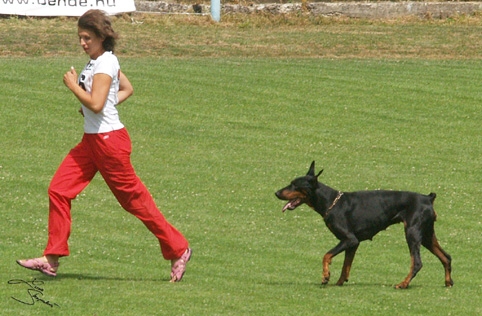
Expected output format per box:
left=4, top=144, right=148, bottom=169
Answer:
left=307, top=161, right=323, bottom=178
left=315, top=169, right=324, bottom=178
left=307, top=161, right=316, bottom=176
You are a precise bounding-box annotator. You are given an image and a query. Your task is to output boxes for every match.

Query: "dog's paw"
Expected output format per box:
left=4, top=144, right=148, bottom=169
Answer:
left=394, top=282, right=409, bottom=289
left=335, top=278, right=347, bottom=286
left=321, top=273, right=330, bottom=285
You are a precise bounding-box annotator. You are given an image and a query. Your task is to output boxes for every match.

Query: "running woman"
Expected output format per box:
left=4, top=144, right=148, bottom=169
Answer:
left=17, top=9, right=191, bottom=282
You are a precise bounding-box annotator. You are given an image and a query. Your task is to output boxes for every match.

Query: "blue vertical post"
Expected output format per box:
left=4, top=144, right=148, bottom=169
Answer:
left=211, top=0, right=220, bottom=22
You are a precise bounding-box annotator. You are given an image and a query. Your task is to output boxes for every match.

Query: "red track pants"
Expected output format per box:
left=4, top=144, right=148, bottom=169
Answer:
left=44, top=128, right=188, bottom=260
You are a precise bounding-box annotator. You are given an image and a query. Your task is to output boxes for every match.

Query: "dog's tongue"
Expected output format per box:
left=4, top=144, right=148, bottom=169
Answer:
left=282, top=201, right=294, bottom=212
left=282, top=199, right=302, bottom=212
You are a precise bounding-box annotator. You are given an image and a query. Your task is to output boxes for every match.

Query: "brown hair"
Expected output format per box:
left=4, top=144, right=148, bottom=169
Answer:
left=78, top=10, right=118, bottom=52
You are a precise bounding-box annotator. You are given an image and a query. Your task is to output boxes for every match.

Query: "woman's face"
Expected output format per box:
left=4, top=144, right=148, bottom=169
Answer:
left=78, top=28, right=104, bottom=59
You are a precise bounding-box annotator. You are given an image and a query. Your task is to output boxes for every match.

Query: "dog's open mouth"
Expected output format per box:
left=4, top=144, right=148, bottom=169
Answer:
left=282, top=199, right=302, bottom=212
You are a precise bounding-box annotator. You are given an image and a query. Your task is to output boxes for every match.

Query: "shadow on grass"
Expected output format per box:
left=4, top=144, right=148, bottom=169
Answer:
left=9, top=272, right=167, bottom=282
left=56, top=273, right=165, bottom=282
left=263, top=279, right=427, bottom=290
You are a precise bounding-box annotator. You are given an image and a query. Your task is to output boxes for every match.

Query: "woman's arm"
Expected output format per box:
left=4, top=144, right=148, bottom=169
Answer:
left=63, top=67, right=111, bottom=114
left=118, top=70, right=134, bottom=105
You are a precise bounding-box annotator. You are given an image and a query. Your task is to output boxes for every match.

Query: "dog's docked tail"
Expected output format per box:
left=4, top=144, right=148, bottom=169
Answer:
left=428, top=192, right=438, bottom=220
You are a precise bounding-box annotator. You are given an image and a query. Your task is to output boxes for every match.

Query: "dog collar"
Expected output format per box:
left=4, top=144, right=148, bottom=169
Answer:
left=328, top=191, right=344, bottom=211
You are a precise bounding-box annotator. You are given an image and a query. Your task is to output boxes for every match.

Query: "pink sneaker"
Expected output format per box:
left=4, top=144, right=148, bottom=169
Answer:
left=16, top=258, right=59, bottom=277
left=170, top=248, right=192, bottom=282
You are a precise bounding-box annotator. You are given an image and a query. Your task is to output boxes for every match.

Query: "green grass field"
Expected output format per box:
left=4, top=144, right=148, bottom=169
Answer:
left=1, top=13, right=482, bottom=315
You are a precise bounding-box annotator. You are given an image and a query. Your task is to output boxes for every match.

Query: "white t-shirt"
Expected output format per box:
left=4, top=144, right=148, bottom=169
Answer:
left=78, top=51, right=124, bottom=134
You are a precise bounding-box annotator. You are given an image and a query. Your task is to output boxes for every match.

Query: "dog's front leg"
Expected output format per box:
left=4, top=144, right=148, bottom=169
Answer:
left=336, top=245, right=359, bottom=286
left=322, top=253, right=333, bottom=284
left=322, top=238, right=359, bottom=285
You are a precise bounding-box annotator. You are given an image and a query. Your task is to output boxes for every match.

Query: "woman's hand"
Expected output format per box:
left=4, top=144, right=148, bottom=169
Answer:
left=63, top=66, right=111, bottom=114
left=63, top=67, right=78, bottom=91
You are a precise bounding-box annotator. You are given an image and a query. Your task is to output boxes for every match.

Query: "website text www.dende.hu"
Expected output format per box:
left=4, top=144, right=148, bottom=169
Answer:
left=2, top=0, right=117, bottom=7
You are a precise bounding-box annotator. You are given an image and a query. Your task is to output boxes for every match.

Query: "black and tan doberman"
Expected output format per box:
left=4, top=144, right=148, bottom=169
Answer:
left=275, top=161, right=453, bottom=289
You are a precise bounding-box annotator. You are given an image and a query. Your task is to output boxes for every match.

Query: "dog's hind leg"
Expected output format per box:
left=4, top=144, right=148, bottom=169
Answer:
left=422, top=232, right=453, bottom=287
left=419, top=207, right=454, bottom=287
left=395, top=226, right=423, bottom=289
left=336, top=245, right=359, bottom=286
